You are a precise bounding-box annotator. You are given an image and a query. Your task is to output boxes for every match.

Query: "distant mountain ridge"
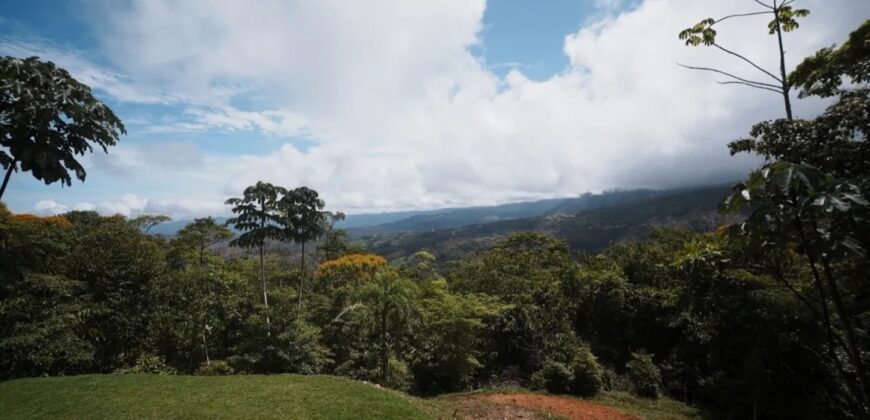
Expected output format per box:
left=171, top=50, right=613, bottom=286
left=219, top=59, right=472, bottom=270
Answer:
left=354, top=184, right=737, bottom=262
left=149, top=185, right=735, bottom=255
left=147, top=188, right=675, bottom=236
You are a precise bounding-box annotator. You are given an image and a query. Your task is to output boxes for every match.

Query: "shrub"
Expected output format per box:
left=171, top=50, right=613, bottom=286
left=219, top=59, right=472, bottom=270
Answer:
left=600, top=366, right=631, bottom=392
left=569, top=346, right=604, bottom=397
left=531, top=346, right=604, bottom=397
left=195, top=360, right=234, bottom=376
left=531, top=360, right=573, bottom=394
left=385, top=357, right=414, bottom=391
left=116, top=353, right=176, bottom=375
left=626, top=351, right=661, bottom=399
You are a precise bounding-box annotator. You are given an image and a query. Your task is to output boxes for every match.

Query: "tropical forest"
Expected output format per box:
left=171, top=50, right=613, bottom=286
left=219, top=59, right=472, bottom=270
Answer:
left=0, top=1, right=869, bottom=419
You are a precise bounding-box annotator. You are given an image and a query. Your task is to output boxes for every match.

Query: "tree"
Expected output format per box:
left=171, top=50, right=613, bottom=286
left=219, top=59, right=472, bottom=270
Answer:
left=176, top=217, right=233, bottom=268
left=722, top=20, right=870, bottom=418
left=277, top=186, right=326, bottom=312
left=318, top=211, right=348, bottom=261
left=0, top=56, right=126, bottom=200
left=356, top=270, right=419, bottom=384
left=678, top=1, right=810, bottom=120
left=129, top=214, right=172, bottom=234
left=225, top=181, right=283, bottom=334
left=62, top=211, right=164, bottom=371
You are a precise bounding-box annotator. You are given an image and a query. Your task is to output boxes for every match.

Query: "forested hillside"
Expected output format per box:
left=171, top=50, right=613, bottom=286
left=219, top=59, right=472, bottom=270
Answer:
left=359, top=184, right=734, bottom=261
left=1, top=4, right=869, bottom=420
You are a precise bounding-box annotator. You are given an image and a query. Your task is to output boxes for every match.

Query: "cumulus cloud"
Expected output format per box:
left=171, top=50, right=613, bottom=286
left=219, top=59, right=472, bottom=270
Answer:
left=23, top=0, right=870, bottom=217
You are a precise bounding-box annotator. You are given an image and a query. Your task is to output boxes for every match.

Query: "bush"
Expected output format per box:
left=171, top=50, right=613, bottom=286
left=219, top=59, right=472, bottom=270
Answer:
left=385, top=357, right=414, bottom=391
left=116, top=353, right=176, bottom=375
left=626, top=351, right=661, bottom=399
left=195, top=360, right=234, bottom=376
left=600, top=366, right=631, bottom=392
left=531, top=360, right=573, bottom=394
left=569, top=346, right=604, bottom=397
left=531, top=346, right=603, bottom=396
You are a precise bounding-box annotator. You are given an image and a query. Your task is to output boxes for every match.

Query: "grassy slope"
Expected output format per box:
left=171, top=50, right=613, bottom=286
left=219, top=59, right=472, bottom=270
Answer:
left=0, top=374, right=431, bottom=420
left=0, top=375, right=700, bottom=420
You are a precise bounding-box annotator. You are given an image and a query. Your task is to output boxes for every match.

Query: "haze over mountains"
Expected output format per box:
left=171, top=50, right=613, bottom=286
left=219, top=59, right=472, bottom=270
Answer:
left=150, top=183, right=734, bottom=262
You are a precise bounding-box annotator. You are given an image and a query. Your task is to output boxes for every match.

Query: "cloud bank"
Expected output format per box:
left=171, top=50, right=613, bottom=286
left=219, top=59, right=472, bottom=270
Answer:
left=8, top=0, right=870, bottom=218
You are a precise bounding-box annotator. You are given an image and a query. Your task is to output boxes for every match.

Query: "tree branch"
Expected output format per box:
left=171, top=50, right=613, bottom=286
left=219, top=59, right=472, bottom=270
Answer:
left=677, top=63, right=783, bottom=89
left=718, top=81, right=785, bottom=94
left=753, top=0, right=774, bottom=10
left=715, top=10, right=773, bottom=24
left=713, top=43, right=783, bottom=82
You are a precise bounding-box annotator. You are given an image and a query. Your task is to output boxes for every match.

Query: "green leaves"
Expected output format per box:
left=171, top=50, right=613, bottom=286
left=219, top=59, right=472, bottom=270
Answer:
left=679, top=18, right=717, bottom=46
left=769, top=7, right=809, bottom=34
left=0, top=56, right=125, bottom=194
left=789, top=19, right=869, bottom=98
left=225, top=181, right=283, bottom=249
left=723, top=161, right=870, bottom=258
left=277, top=186, right=326, bottom=245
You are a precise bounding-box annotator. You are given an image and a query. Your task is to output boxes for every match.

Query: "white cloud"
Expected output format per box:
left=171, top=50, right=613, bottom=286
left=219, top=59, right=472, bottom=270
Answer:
left=0, top=38, right=175, bottom=104
left=23, top=0, right=870, bottom=217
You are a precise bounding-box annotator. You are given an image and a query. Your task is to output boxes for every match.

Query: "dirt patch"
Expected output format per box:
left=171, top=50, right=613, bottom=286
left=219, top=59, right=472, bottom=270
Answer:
left=453, top=392, right=639, bottom=420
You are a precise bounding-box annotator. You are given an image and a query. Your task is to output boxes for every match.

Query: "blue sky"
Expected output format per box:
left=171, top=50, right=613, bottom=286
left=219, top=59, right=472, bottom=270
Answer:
left=1, top=0, right=867, bottom=218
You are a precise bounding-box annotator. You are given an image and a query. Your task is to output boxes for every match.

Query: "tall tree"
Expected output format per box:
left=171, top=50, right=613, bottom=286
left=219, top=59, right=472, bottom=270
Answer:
left=722, top=20, right=870, bottom=418
left=277, top=186, right=326, bottom=312
left=678, top=0, right=810, bottom=120
left=0, top=56, right=126, bottom=200
left=225, top=181, right=282, bottom=334
left=175, top=217, right=233, bottom=268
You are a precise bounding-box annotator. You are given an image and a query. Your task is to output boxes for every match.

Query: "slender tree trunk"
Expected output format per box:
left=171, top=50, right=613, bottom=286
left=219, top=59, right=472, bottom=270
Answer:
left=298, top=241, right=306, bottom=314
left=0, top=161, right=16, bottom=201
left=260, top=244, right=270, bottom=336
left=772, top=1, right=793, bottom=120
left=199, top=243, right=204, bottom=268
left=202, top=330, right=211, bottom=367
left=381, top=309, right=388, bottom=383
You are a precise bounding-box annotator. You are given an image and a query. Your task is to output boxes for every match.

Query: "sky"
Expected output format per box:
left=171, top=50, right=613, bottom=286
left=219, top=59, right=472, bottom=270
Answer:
left=0, top=0, right=868, bottom=218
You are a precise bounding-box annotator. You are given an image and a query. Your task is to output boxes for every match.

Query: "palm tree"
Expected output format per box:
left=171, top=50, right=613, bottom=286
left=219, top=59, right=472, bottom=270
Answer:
left=225, top=181, right=282, bottom=334
left=357, top=270, right=419, bottom=383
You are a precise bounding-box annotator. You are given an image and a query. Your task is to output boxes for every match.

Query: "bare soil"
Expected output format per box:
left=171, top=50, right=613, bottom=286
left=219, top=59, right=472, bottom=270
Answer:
left=451, top=392, right=640, bottom=420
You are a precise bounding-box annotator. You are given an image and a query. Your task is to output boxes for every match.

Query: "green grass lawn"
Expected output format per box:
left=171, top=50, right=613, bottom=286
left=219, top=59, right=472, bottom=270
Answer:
left=0, top=374, right=431, bottom=420
left=0, top=374, right=701, bottom=419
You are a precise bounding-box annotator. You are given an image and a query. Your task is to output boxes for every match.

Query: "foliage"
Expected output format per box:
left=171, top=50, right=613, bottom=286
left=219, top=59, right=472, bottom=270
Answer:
left=790, top=20, right=870, bottom=98
left=355, top=270, right=419, bottom=386
left=129, top=214, right=171, bottom=234
left=530, top=345, right=603, bottom=397
left=224, top=181, right=283, bottom=250
left=174, top=217, right=233, bottom=267
left=195, top=360, right=234, bottom=376
left=315, top=253, right=387, bottom=285
left=411, top=277, right=507, bottom=395
left=0, top=56, right=125, bottom=199
left=116, top=353, right=176, bottom=375
left=626, top=351, right=661, bottom=399
left=531, top=360, right=573, bottom=394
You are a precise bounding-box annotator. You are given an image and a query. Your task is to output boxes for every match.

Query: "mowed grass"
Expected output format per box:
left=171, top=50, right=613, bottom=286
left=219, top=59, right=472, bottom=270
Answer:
left=0, top=374, right=432, bottom=420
